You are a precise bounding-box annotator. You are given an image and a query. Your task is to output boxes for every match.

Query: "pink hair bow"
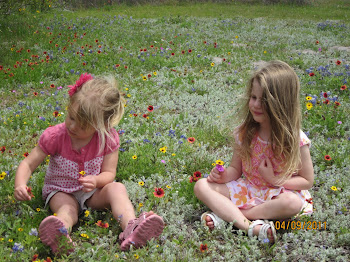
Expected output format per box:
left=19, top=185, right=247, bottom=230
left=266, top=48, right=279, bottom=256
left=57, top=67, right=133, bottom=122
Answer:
left=68, top=73, right=93, bottom=96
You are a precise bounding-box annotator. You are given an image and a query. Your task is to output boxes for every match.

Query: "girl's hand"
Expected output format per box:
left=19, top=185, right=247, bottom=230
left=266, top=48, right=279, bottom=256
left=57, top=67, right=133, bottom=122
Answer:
left=207, top=166, right=226, bottom=183
left=258, top=158, right=276, bottom=185
left=78, top=176, right=97, bottom=192
left=14, top=185, right=32, bottom=201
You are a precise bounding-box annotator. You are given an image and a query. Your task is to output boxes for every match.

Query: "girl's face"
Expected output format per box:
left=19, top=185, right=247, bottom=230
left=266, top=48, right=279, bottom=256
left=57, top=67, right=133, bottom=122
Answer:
left=65, top=103, right=96, bottom=141
left=249, top=79, right=269, bottom=126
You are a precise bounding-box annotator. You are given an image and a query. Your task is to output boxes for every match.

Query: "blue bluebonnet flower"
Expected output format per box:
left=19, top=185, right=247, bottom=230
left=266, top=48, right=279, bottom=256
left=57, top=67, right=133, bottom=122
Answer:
left=12, top=243, right=24, bottom=253
left=29, top=228, right=38, bottom=236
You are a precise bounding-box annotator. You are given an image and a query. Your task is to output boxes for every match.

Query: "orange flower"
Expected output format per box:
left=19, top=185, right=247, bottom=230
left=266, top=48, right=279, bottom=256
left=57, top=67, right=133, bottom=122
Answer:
left=96, top=220, right=109, bottom=228
left=200, top=243, right=208, bottom=252
left=324, top=155, right=331, bottom=161
left=187, top=137, right=195, bottom=143
left=153, top=187, right=165, bottom=198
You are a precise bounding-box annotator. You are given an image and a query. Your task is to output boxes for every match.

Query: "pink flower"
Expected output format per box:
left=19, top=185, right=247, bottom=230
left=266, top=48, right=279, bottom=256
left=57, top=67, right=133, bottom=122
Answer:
left=216, top=164, right=224, bottom=172
left=68, top=73, right=93, bottom=96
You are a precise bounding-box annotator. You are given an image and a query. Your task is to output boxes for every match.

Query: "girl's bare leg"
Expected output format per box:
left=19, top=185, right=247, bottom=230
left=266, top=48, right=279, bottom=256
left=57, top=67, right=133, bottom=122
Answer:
left=194, top=178, right=274, bottom=241
left=241, top=192, right=303, bottom=220
left=49, top=192, right=79, bottom=231
left=86, top=182, right=136, bottom=230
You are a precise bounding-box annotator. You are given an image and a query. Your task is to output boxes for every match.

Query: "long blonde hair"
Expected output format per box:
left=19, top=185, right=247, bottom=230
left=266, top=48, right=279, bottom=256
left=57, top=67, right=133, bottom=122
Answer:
left=68, top=75, right=125, bottom=154
left=237, top=60, right=301, bottom=185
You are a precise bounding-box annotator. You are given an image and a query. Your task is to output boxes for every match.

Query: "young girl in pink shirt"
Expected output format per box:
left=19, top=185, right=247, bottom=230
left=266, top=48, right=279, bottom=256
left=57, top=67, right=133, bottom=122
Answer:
left=194, top=61, right=314, bottom=243
left=14, top=73, right=164, bottom=254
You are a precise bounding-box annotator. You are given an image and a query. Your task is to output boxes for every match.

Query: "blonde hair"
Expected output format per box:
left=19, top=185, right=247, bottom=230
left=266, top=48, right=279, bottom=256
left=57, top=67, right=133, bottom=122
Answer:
left=236, top=60, right=301, bottom=185
left=68, top=75, right=125, bottom=154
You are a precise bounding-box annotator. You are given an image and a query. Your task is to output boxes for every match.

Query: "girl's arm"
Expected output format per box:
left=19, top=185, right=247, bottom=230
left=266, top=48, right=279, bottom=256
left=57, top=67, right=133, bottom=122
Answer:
left=78, top=149, right=118, bottom=192
left=14, top=146, right=47, bottom=201
left=282, top=145, right=314, bottom=190
left=207, top=151, right=242, bottom=184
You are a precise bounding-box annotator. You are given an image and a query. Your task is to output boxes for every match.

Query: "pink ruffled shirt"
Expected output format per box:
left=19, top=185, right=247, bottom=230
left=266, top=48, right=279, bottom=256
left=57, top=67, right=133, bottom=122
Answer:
left=38, top=123, right=120, bottom=200
left=241, top=130, right=311, bottom=189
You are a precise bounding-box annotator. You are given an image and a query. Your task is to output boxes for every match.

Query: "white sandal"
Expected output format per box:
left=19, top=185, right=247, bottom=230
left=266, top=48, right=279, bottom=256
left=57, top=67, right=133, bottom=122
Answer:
left=201, top=212, right=225, bottom=229
left=248, top=219, right=277, bottom=243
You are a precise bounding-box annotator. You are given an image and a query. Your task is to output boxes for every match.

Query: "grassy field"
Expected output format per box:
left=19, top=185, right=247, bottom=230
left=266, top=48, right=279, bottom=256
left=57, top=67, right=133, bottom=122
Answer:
left=0, top=1, right=349, bottom=261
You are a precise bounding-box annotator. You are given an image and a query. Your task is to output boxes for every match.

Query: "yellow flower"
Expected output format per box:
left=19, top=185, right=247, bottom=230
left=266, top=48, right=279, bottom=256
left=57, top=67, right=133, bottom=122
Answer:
left=18, top=228, right=23, bottom=232
left=166, top=185, right=171, bottom=189
left=200, top=70, right=203, bottom=73
left=36, top=208, right=40, bottom=212
left=235, top=35, right=239, bottom=39
left=125, top=88, right=129, bottom=91
left=139, top=203, right=143, bottom=207
left=228, top=52, right=231, bottom=55
left=53, top=213, right=57, bottom=216
left=159, top=147, right=167, bottom=153
left=212, top=163, right=216, bottom=166
left=134, top=254, right=139, bottom=259
left=331, top=186, right=337, bottom=191
left=263, top=50, right=267, bottom=54
left=306, top=96, right=312, bottom=101
left=306, top=102, right=313, bottom=110
left=0, top=172, right=6, bottom=180
left=142, top=76, right=147, bottom=81
left=132, top=155, right=137, bottom=160
left=172, top=153, right=176, bottom=156
left=0, top=238, right=4, bottom=241
left=84, top=210, right=90, bottom=217
left=211, top=62, right=215, bottom=67
left=79, top=170, right=86, bottom=176
left=153, top=72, right=157, bottom=76
left=216, top=159, right=224, bottom=165
left=127, top=94, right=131, bottom=98
left=9, top=239, right=13, bottom=242
left=138, top=181, right=144, bottom=186
left=115, top=254, right=119, bottom=258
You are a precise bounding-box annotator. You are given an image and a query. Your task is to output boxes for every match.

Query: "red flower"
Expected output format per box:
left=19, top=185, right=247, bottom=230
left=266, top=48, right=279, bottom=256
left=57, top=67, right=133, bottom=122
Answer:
left=306, top=198, right=313, bottom=204
left=148, top=74, right=152, bottom=78
left=323, top=99, right=330, bottom=105
left=336, top=60, right=341, bottom=65
left=181, top=50, right=185, bottom=54
left=23, top=152, right=29, bottom=157
left=315, top=40, right=319, bottom=44
left=124, top=66, right=128, bottom=69
left=95, top=39, right=98, bottom=43
left=96, top=220, right=109, bottom=228
left=187, top=137, right=195, bottom=143
left=147, top=105, right=154, bottom=112
left=188, top=49, right=192, bottom=53
left=200, top=244, right=208, bottom=252
left=341, top=85, right=347, bottom=90
left=143, top=48, right=147, bottom=52
left=324, top=155, right=331, bottom=161
left=309, top=72, right=315, bottom=77
left=53, top=111, right=59, bottom=117
left=32, top=254, right=39, bottom=261
left=27, top=187, right=35, bottom=198
left=116, top=64, right=120, bottom=68
left=133, top=113, right=138, bottom=117
left=33, top=92, right=38, bottom=96
left=153, top=187, right=165, bottom=198
left=203, top=41, right=207, bottom=44
left=50, top=84, right=55, bottom=88
left=0, top=65, right=3, bottom=70
left=334, top=101, right=340, bottom=107
left=189, top=176, right=194, bottom=183
left=171, top=53, right=175, bottom=56
left=193, top=171, right=202, bottom=179
left=323, top=92, right=328, bottom=98
left=142, top=114, right=148, bottom=118
left=1, top=146, right=5, bottom=153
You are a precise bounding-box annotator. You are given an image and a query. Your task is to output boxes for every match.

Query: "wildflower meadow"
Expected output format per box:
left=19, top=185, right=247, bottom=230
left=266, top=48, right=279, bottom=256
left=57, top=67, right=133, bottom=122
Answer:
left=0, top=1, right=349, bottom=261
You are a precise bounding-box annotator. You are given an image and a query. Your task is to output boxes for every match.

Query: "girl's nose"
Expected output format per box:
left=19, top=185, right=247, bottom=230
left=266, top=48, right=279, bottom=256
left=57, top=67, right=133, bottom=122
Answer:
left=255, top=99, right=262, bottom=108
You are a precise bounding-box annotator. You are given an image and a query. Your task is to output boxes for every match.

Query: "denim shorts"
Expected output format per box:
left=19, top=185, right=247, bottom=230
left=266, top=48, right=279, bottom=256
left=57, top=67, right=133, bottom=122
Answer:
left=45, top=189, right=97, bottom=213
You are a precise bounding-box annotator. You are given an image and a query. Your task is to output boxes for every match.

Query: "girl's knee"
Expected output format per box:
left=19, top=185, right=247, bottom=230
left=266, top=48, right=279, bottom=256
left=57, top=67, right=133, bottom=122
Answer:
left=281, top=193, right=303, bottom=213
left=194, top=178, right=208, bottom=196
left=104, top=182, right=127, bottom=195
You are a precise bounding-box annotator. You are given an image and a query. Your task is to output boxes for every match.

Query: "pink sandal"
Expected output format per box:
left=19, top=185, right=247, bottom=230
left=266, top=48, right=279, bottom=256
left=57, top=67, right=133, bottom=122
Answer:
left=119, top=212, right=164, bottom=251
left=39, top=216, right=74, bottom=255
